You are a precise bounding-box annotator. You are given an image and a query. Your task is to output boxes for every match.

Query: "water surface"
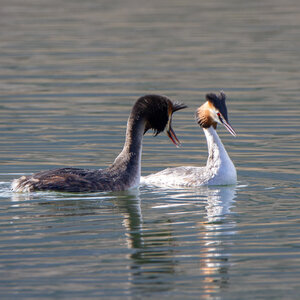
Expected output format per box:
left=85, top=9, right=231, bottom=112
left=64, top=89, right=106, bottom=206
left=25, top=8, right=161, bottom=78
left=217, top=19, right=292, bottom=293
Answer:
left=0, top=0, right=300, bottom=299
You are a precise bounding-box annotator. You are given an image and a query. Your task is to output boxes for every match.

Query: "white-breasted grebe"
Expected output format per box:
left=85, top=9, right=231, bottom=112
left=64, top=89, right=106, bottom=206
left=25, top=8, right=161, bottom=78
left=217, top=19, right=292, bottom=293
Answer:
left=12, top=95, right=186, bottom=193
left=141, top=92, right=237, bottom=187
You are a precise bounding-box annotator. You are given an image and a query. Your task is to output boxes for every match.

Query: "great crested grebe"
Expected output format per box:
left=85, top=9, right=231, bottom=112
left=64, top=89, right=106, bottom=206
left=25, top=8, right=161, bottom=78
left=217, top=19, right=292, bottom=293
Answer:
left=141, top=92, right=237, bottom=187
left=12, top=95, right=186, bottom=193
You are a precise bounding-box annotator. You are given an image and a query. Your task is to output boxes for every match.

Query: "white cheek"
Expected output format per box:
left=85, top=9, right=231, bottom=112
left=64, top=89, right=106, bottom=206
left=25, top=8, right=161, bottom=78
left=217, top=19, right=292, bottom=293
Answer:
left=209, top=108, right=220, bottom=123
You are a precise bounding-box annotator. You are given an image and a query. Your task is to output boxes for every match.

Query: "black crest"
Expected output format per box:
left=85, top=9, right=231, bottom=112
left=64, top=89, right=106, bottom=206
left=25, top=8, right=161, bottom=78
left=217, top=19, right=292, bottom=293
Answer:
left=131, top=94, right=186, bottom=135
left=206, top=91, right=228, bottom=122
left=132, top=95, right=170, bottom=135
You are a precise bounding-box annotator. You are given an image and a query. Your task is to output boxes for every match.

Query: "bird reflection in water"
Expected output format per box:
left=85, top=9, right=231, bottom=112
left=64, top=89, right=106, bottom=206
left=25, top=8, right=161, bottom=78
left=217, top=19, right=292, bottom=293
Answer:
left=115, top=186, right=237, bottom=295
left=196, top=186, right=237, bottom=293
left=114, top=189, right=177, bottom=294
left=10, top=183, right=237, bottom=296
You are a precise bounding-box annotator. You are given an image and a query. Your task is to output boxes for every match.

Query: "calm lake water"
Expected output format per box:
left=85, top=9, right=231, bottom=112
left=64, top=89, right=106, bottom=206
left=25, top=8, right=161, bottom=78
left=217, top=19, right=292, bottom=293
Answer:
left=1, top=0, right=300, bottom=299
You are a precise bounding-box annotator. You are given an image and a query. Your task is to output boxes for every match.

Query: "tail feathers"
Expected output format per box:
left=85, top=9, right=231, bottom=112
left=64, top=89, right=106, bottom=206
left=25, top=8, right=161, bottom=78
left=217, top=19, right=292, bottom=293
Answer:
left=11, top=176, right=38, bottom=192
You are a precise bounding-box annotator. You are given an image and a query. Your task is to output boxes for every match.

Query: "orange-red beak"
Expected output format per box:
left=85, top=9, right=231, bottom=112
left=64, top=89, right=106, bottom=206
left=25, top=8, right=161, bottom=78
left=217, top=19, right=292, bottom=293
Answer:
left=166, top=101, right=187, bottom=147
left=167, top=124, right=181, bottom=147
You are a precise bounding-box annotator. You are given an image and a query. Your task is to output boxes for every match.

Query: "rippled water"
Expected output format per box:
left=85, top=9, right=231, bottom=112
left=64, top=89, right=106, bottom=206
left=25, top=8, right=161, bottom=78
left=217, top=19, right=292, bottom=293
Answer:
left=1, top=0, right=300, bottom=299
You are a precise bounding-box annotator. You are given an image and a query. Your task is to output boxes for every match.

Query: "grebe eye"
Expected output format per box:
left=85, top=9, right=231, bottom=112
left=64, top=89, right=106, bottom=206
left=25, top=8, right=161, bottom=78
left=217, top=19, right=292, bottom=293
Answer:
left=217, top=113, right=223, bottom=123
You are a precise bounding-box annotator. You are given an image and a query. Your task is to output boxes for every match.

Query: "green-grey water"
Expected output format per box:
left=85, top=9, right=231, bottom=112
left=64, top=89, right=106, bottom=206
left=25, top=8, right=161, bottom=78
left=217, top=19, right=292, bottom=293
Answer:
left=0, top=0, right=300, bottom=299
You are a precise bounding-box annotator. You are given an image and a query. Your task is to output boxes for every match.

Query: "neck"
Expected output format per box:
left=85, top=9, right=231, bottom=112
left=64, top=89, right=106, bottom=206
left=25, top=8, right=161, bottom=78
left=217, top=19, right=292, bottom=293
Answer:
left=109, top=115, right=145, bottom=188
left=203, top=126, right=236, bottom=183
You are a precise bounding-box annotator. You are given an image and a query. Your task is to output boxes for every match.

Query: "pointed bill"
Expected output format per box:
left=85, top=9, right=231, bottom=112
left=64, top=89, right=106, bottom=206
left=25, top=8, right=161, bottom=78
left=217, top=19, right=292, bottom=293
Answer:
left=167, top=125, right=181, bottom=147
left=166, top=101, right=186, bottom=147
left=222, top=119, right=236, bottom=137
left=218, top=113, right=236, bottom=137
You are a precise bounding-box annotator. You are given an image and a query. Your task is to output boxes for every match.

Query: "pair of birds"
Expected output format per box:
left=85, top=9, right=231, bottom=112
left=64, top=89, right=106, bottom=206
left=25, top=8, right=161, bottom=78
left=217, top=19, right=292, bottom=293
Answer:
left=12, top=92, right=237, bottom=193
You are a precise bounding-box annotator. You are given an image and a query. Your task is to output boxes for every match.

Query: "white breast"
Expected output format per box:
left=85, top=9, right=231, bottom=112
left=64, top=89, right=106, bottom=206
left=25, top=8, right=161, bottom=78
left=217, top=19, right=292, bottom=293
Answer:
left=141, top=127, right=236, bottom=188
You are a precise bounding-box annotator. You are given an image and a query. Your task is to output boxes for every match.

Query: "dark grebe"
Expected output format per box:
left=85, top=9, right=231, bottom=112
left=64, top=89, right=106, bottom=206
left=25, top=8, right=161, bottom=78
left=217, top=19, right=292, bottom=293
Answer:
left=141, top=92, right=237, bottom=187
left=12, top=95, right=186, bottom=192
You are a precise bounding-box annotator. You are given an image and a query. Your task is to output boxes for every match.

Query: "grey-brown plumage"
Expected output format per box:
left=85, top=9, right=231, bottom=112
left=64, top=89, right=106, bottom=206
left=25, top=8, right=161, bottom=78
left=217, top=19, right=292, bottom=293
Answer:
left=12, top=95, right=186, bottom=193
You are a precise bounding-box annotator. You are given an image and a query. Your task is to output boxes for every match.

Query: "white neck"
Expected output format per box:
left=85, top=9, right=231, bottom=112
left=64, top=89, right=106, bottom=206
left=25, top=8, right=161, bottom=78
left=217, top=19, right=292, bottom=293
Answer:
left=203, top=127, right=237, bottom=185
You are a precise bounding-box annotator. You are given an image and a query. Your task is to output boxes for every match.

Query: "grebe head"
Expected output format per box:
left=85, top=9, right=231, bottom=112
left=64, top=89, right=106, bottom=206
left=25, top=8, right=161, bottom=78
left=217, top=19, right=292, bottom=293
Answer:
left=196, top=92, right=236, bottom=136
left=132, top=94, right=187, bottom=146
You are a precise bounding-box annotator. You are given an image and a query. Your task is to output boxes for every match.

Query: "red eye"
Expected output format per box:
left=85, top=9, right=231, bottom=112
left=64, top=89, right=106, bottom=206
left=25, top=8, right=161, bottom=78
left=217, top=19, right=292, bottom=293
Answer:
left=217, top=113, right=223, bottom=123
